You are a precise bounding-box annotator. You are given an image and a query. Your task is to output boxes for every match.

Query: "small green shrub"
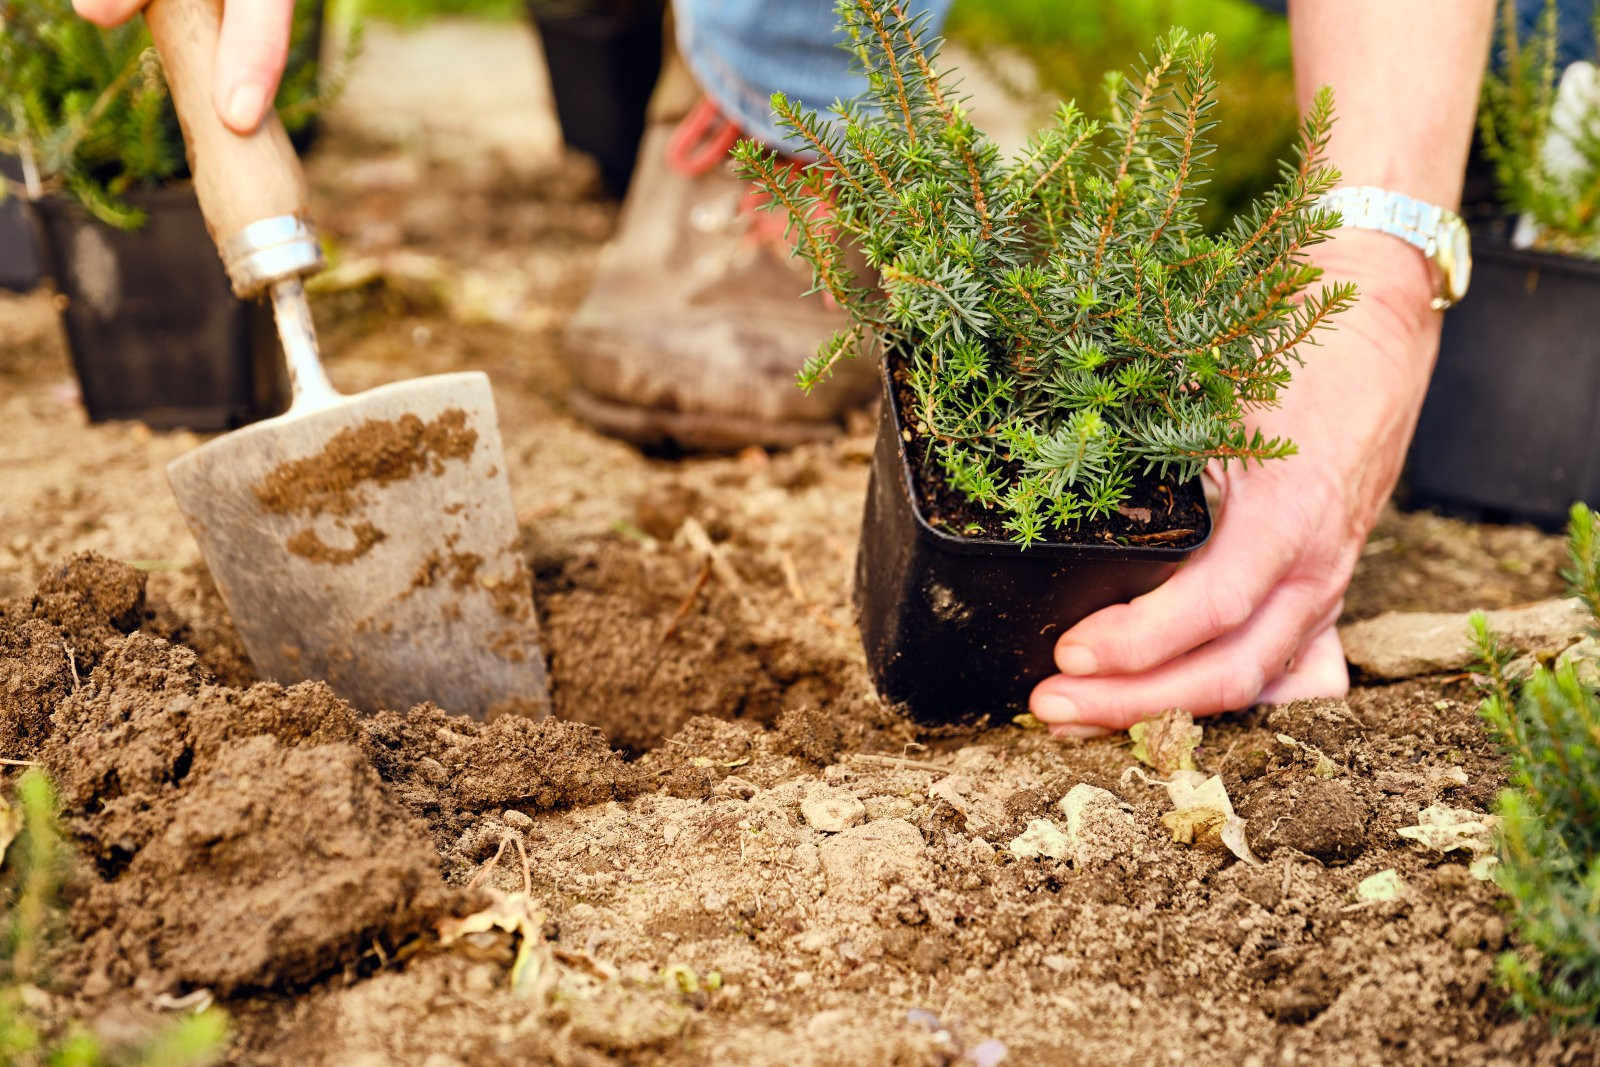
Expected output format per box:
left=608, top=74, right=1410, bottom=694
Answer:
left=1, top=768, right=227, bottom=1067
left=1472, top=502, right=1600, bottom=1025
left=0, top=0, right=338, bottom=227
left=735, top=0, right=1351, bottom=545
left=1479, top=0, right=1600, bottom=254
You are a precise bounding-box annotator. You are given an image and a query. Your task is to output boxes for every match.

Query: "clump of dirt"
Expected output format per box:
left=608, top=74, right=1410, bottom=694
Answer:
left=0, top=552, right=148, bottom=756
left=0, top=618, right=75, bottom=756
left=253, top=408, right=478, bottom=518
left=29, top=551, right=147, bottom=636
left=361, top=701, right=637, bottom=856
left=139, top=563, right=257, bottom=687
left=1242, top=776, right=1369, bottom=863
left=75, top=735, right=454, bottom=995
left=26, top=629, right=460, bottom=995
left=42, top=633, right=362, bottom=857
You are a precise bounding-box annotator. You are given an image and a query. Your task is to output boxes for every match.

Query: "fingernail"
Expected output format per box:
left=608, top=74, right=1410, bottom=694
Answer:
left=1032, top=690, right=1080, bottom=723
left=1051, top=723, right=1111, bottom=740
left=1057, top=643, right=1098, bottom=676
left=224, top=83, right=268, bottom=131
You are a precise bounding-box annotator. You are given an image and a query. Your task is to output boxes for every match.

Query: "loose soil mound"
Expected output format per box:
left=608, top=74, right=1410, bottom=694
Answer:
left=5, top=548, right=1596, bottom=1064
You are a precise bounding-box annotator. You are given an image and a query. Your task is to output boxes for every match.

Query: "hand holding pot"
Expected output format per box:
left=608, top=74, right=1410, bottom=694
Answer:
left=1029, top=0, right=1493, bottom=735
left=1031, top=233, right=1440, bottom=735
left=74, top=0, right=294, bottom=133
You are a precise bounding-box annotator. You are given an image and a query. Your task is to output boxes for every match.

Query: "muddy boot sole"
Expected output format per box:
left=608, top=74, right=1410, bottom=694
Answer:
left=567, top=386, right=854, bottom=452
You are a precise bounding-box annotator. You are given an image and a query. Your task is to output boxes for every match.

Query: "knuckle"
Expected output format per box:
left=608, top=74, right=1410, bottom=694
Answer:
left=1216, top=663, right=1266, bottom=711
left=1203, top=583, right=1254, bottom=637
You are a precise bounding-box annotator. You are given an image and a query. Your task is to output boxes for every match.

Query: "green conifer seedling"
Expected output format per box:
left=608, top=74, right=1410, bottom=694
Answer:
left=735, top=0, right=1354, bottom=545
left=1472, top=502, right=1600, bottom=1025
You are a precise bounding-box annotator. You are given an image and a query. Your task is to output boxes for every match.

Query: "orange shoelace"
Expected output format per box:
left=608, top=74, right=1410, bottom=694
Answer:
left=665, top=97, right=836, bottom=257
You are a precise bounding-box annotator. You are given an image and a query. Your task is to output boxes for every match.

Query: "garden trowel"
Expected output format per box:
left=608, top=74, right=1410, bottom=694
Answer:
left=147, top=0, right=549, bottom=718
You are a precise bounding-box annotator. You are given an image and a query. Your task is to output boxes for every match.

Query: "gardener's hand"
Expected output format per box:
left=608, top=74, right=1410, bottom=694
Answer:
left=1030, top=232, right=1440, bottom=736
left=73, top=0, right=294, bottom=134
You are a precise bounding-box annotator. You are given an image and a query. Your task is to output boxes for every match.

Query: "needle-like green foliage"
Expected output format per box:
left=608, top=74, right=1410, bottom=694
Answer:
left=1472, top=502, right=1600, bottom=1025
left=0, top=0, right=338, bottom=227
left=1, top=769, right=227, bottom=1066
left=734, top=0, right=1353, bottom=545
left=1479, top=0, right=1600, bottom=255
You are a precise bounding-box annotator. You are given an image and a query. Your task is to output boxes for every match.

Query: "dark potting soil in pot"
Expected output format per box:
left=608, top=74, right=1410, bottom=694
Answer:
left=887, top=355, right=1210, bottom=550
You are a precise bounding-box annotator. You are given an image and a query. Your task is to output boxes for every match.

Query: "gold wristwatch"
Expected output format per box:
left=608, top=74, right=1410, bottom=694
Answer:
left=1318, top=185, right=1473, bottom=310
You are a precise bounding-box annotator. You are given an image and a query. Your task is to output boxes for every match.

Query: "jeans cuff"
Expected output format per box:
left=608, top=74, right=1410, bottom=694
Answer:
left=673, top=6, right=817, bottom=159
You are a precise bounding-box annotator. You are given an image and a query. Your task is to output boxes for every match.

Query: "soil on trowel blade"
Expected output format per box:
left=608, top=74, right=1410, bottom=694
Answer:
left=253, top=408, right=478, bottom=519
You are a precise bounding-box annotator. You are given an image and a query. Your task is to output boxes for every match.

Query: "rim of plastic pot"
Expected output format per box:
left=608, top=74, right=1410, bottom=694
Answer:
left=877, top=358, right=1214, bottom=561
left=1468, top=220, right=1600, bottom=278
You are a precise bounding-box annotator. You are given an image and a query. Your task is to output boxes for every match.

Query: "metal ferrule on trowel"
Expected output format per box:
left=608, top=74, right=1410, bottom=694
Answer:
left=219, top=215, right=341, bottom=413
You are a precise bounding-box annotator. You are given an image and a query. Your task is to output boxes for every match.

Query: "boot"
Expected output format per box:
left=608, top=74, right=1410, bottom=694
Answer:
left=562, top=95, right=876, bottom=451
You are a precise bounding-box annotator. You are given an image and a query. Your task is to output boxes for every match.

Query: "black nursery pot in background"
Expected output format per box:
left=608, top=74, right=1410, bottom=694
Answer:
left=529, top=2, right=663, bottom=197
left=1, top=156, right=44, bottom=293
left=1404, top=232, right=1600, bottom=529
left=34, top=185, right=287, bottom=431
left=0, top=196, right=43, bottom=293
left=855, top=368, right=1212, bottom=725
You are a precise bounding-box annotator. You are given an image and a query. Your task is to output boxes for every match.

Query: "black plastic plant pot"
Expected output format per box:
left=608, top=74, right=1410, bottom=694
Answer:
left=34, top=185, right=287, bottom=431
left=529, top=3, right=664, bottom=197
left=1404, top=231, right=1600, bottom=529
left=0, top=196, right=42, bottom=293
left=1, top=156, right=44, bottom=293
left=854, top=367, right=1212, bottom=725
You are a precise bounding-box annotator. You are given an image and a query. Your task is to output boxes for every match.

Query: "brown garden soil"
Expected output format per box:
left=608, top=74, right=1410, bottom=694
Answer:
left=3, top=40, right=1598, bottom=1067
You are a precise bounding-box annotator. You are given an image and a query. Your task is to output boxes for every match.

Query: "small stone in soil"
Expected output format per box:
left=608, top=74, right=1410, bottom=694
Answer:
left=1058, top=784, right=1142, bottom=867
left=802, top=784, right=866, bottom=833
left=1009, top=818, right=1069, bottom=860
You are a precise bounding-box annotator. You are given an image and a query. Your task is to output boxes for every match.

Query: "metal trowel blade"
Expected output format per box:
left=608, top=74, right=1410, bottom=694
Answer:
left=166, top=370, right=549, bottom=718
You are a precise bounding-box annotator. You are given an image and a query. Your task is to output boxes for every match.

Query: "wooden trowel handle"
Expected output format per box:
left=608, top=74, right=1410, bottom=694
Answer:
left=145, top=0, right=308, bottom=251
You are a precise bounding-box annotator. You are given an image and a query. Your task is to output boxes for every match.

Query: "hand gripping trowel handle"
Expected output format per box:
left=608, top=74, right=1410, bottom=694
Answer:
left=145, top=0, right=339, bottom=411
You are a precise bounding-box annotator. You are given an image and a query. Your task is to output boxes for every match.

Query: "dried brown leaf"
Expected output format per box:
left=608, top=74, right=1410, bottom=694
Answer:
left=1130, top=709, right=1202, bottom=774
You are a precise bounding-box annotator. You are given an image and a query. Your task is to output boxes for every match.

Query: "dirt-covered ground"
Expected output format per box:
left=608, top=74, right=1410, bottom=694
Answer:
left=2, top=19, right=1597, bottom=1067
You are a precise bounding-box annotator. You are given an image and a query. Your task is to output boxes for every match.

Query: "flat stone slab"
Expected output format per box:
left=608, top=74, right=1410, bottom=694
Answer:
left=1339, top=597, right=1591, bottom=680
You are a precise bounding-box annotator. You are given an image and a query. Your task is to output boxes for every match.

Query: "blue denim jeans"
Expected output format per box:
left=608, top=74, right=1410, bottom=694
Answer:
left=676, top=0, right=955, bottom=153
left=677, top=0, right=1595, bottom=152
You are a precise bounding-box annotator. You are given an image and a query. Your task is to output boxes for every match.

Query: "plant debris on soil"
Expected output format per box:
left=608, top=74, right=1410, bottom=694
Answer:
left=2, top=22, right=1597, bottom=1065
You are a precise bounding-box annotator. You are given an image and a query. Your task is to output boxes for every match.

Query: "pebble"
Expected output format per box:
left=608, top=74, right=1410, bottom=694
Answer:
left=802, top=785, right=866, bottom=832
left=1057, top=784, right=1141, bottom=866
left=1009, top=818, right=1069, bottom=860
left=501, top=809, right=532, bottom=830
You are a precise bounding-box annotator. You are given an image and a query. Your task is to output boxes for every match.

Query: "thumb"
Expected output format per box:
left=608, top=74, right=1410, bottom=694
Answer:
left=212, top=0, right=294, bottom=134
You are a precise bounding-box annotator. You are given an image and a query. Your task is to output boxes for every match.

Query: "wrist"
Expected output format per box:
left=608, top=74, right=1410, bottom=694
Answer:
left=1308, top=229, right=1440, bottom=339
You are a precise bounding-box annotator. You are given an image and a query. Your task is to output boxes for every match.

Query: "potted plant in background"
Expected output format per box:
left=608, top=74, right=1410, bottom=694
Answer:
left=1406, top=0, right=1600, bottom=528
left=0, top=153, right=43, bottom=292
left=0, top=0, right=334, bottom=430
left=527, top=0, right=665, bottom=197
left=737, top=0, right=1352, bottom=723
